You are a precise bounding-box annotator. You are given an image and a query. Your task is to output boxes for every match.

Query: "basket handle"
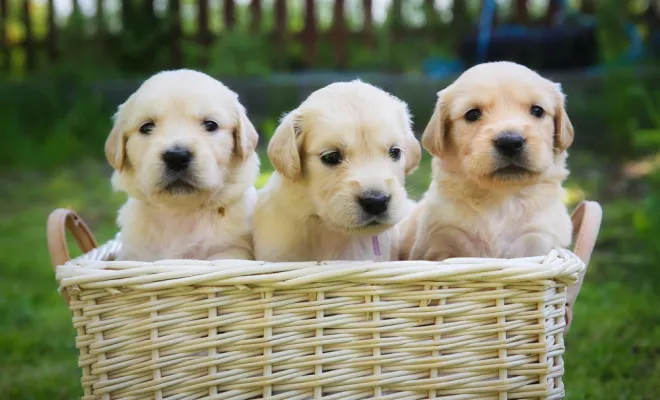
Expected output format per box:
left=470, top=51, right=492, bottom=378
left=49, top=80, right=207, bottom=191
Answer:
left=566, top=200, right=603, bottom=331
left=47, top=208, right=98, bottom=269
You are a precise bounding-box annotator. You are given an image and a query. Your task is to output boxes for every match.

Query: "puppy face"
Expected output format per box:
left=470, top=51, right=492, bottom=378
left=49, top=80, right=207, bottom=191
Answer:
left=106, top=69, right=258, bottom=204
left=268, top=80, right=421, bottom=233
left=422, top=62, right=573, bottom=187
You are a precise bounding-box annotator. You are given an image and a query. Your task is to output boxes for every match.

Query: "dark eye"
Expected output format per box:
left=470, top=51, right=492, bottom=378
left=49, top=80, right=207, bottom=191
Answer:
left=320, top=151, right=342, bottom=166
left=530, top=105, right=545, bottom=118
left=389, top=146, right=401, bottom=161
left=203, top=120, right=219, bottom=132
left=139, top=122, right=155, bottom=135
left=464, top=108, right=482, bottom=122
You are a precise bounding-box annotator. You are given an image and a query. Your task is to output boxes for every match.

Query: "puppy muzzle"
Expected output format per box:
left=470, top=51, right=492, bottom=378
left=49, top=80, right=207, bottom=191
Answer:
left=159, top=146, right=202, bottom=194
left=494, top=131, right=525, bottom=158
left=490, top=131, right=538, bottom=177
left=354, top=190, right=394, bottom=227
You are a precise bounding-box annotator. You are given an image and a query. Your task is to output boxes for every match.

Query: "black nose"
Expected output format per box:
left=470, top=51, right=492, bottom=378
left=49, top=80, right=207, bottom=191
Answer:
left=358, top=192, right=390, bottom=216
left=162, top=147, right=193, bottom=171
left=494, top=132, right=525, bottom=157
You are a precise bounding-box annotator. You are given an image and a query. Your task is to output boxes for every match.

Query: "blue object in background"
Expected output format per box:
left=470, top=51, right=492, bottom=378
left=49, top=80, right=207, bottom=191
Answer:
left=421, top=0, right=647, bottom=78
left=421, top=57, right=463, bottom=80
left=476, top=0, right=497, bottom=64
left=585, top=22, right=645, bottom=76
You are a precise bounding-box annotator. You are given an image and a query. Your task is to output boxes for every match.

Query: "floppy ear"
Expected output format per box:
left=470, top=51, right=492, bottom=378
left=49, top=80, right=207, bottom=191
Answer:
left=105, top=105, right=128, bottom=171
left=421, top=90, right=450, bottom=158
left=399, top=104, right=421, bottom=175
left=267, top=111, right=303, bottom=180
left=234, top=106, right=259, bottom=159
left=553, top=86, right=574, bottom=152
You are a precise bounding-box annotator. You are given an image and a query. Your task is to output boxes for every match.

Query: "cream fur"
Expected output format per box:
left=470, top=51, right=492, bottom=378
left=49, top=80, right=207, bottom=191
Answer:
left=254, top=80, right=421, bottom=262
left=107, top=69, right=260, bottom=261
left=400, top=62, right=573, bottom=260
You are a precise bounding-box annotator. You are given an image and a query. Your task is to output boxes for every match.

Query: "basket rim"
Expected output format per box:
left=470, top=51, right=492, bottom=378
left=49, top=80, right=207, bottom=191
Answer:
left=56, top=238, right=585, bottom=291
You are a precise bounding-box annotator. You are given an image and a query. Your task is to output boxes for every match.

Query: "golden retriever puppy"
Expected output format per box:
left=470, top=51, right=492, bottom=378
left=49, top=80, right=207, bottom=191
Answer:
left=254, top=80, right=421, bottom=261
left=401, top=62, right=573, bottom=260
left=106, top=69, right=259, bottom=261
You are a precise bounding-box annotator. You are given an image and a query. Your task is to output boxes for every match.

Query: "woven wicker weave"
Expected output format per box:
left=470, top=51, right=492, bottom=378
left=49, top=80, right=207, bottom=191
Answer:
left=47, top=201, right=602, bottom=400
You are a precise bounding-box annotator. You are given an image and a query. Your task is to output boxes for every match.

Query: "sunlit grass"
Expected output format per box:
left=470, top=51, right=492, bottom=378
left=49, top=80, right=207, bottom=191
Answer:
left=256, top=170, right=273, bottom=188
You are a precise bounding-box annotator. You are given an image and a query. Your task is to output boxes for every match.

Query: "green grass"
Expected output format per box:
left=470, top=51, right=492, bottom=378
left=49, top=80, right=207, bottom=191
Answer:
left=1, top=152, right=659, bottom=399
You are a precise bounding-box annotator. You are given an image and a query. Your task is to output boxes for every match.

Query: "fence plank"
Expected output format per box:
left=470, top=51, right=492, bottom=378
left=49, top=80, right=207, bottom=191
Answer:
left=451, top=0, right=467, bottom=36
left=143, top=0, right=154, bottom=20
left=96, top=0, right=104, bottom=26
left=489, top=0, right=500, bottom=26
left=198, top=0, right=210, bottom=65
left=250, top=0, right=261, bottom=33
left=120, top=0, right=127, bottom=32
left=198, top=0, right=210, bottom=43
left=424, top=0, right=439, bottom=28
left=96, top=0, right=104, bottom=36
left=391, top=0, right=403, bottom=41
left=169, top=0, right=182, bottom=67
left=224, top=0, right=236, bottom=30
left=0, top=0, right=7, bottom=71
left=95, top=0, right=105, bottom=60
left=331, top=0, right=347, bottom=68
left=362, top=0, right=373, bottom=48
left=46, top=0, right=57, bottom=60
left=581, top=0, right=595, bottom=14
left=545, top=0, right=560, bottom=25
left=274, top=0, right=287, bottom=68
left=302, top=0, right=317, bottom=68
left=649, top=2, right=660, bottom=26
left=22, top=0, right=35, bottom=71
left=515, top=0, right=529, bottom=24
left=275, top=0, right=286, bottom=35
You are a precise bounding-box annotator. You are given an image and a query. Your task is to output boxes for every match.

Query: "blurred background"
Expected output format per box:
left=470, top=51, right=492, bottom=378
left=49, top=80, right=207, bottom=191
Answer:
left=1, top=0, right=660, bottom=398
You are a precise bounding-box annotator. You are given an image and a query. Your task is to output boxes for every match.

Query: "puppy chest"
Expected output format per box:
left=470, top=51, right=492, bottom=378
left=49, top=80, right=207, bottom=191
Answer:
left=140, top=212, right=247, bottom=259
left=435, top=215, right=527, bottom=258
left=309, top=231, right=392, bottom=261
left=463, top=217, right=555, bottom=258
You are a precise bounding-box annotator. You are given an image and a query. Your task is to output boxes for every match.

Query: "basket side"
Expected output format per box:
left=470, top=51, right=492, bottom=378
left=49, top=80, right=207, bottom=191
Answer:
left=61, top=257, right=573, bottom=399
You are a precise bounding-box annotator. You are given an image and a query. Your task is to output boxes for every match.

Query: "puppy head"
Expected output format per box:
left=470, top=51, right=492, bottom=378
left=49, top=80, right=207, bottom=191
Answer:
left=422, top=61, right=573, bottom=188
left=106, top=69, right=258, bottom=204
left=268, top=80, right=421, bottom=233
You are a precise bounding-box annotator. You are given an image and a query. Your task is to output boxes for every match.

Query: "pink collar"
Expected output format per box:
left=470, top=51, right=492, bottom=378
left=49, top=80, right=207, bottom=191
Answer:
left=372, top=235, right=381, bottom=257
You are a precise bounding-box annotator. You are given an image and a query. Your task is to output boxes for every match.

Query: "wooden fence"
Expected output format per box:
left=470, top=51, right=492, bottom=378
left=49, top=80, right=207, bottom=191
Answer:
left=0, top=0, right=657, bottom=73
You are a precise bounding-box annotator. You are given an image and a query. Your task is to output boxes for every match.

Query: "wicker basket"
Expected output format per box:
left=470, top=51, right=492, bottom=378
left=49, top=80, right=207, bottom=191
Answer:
left=47, top=201, right=602, bottom=400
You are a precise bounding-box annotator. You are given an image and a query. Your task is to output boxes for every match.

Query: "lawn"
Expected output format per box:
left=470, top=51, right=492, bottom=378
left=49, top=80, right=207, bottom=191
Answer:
left=1, top=151, right=659, bottom=399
